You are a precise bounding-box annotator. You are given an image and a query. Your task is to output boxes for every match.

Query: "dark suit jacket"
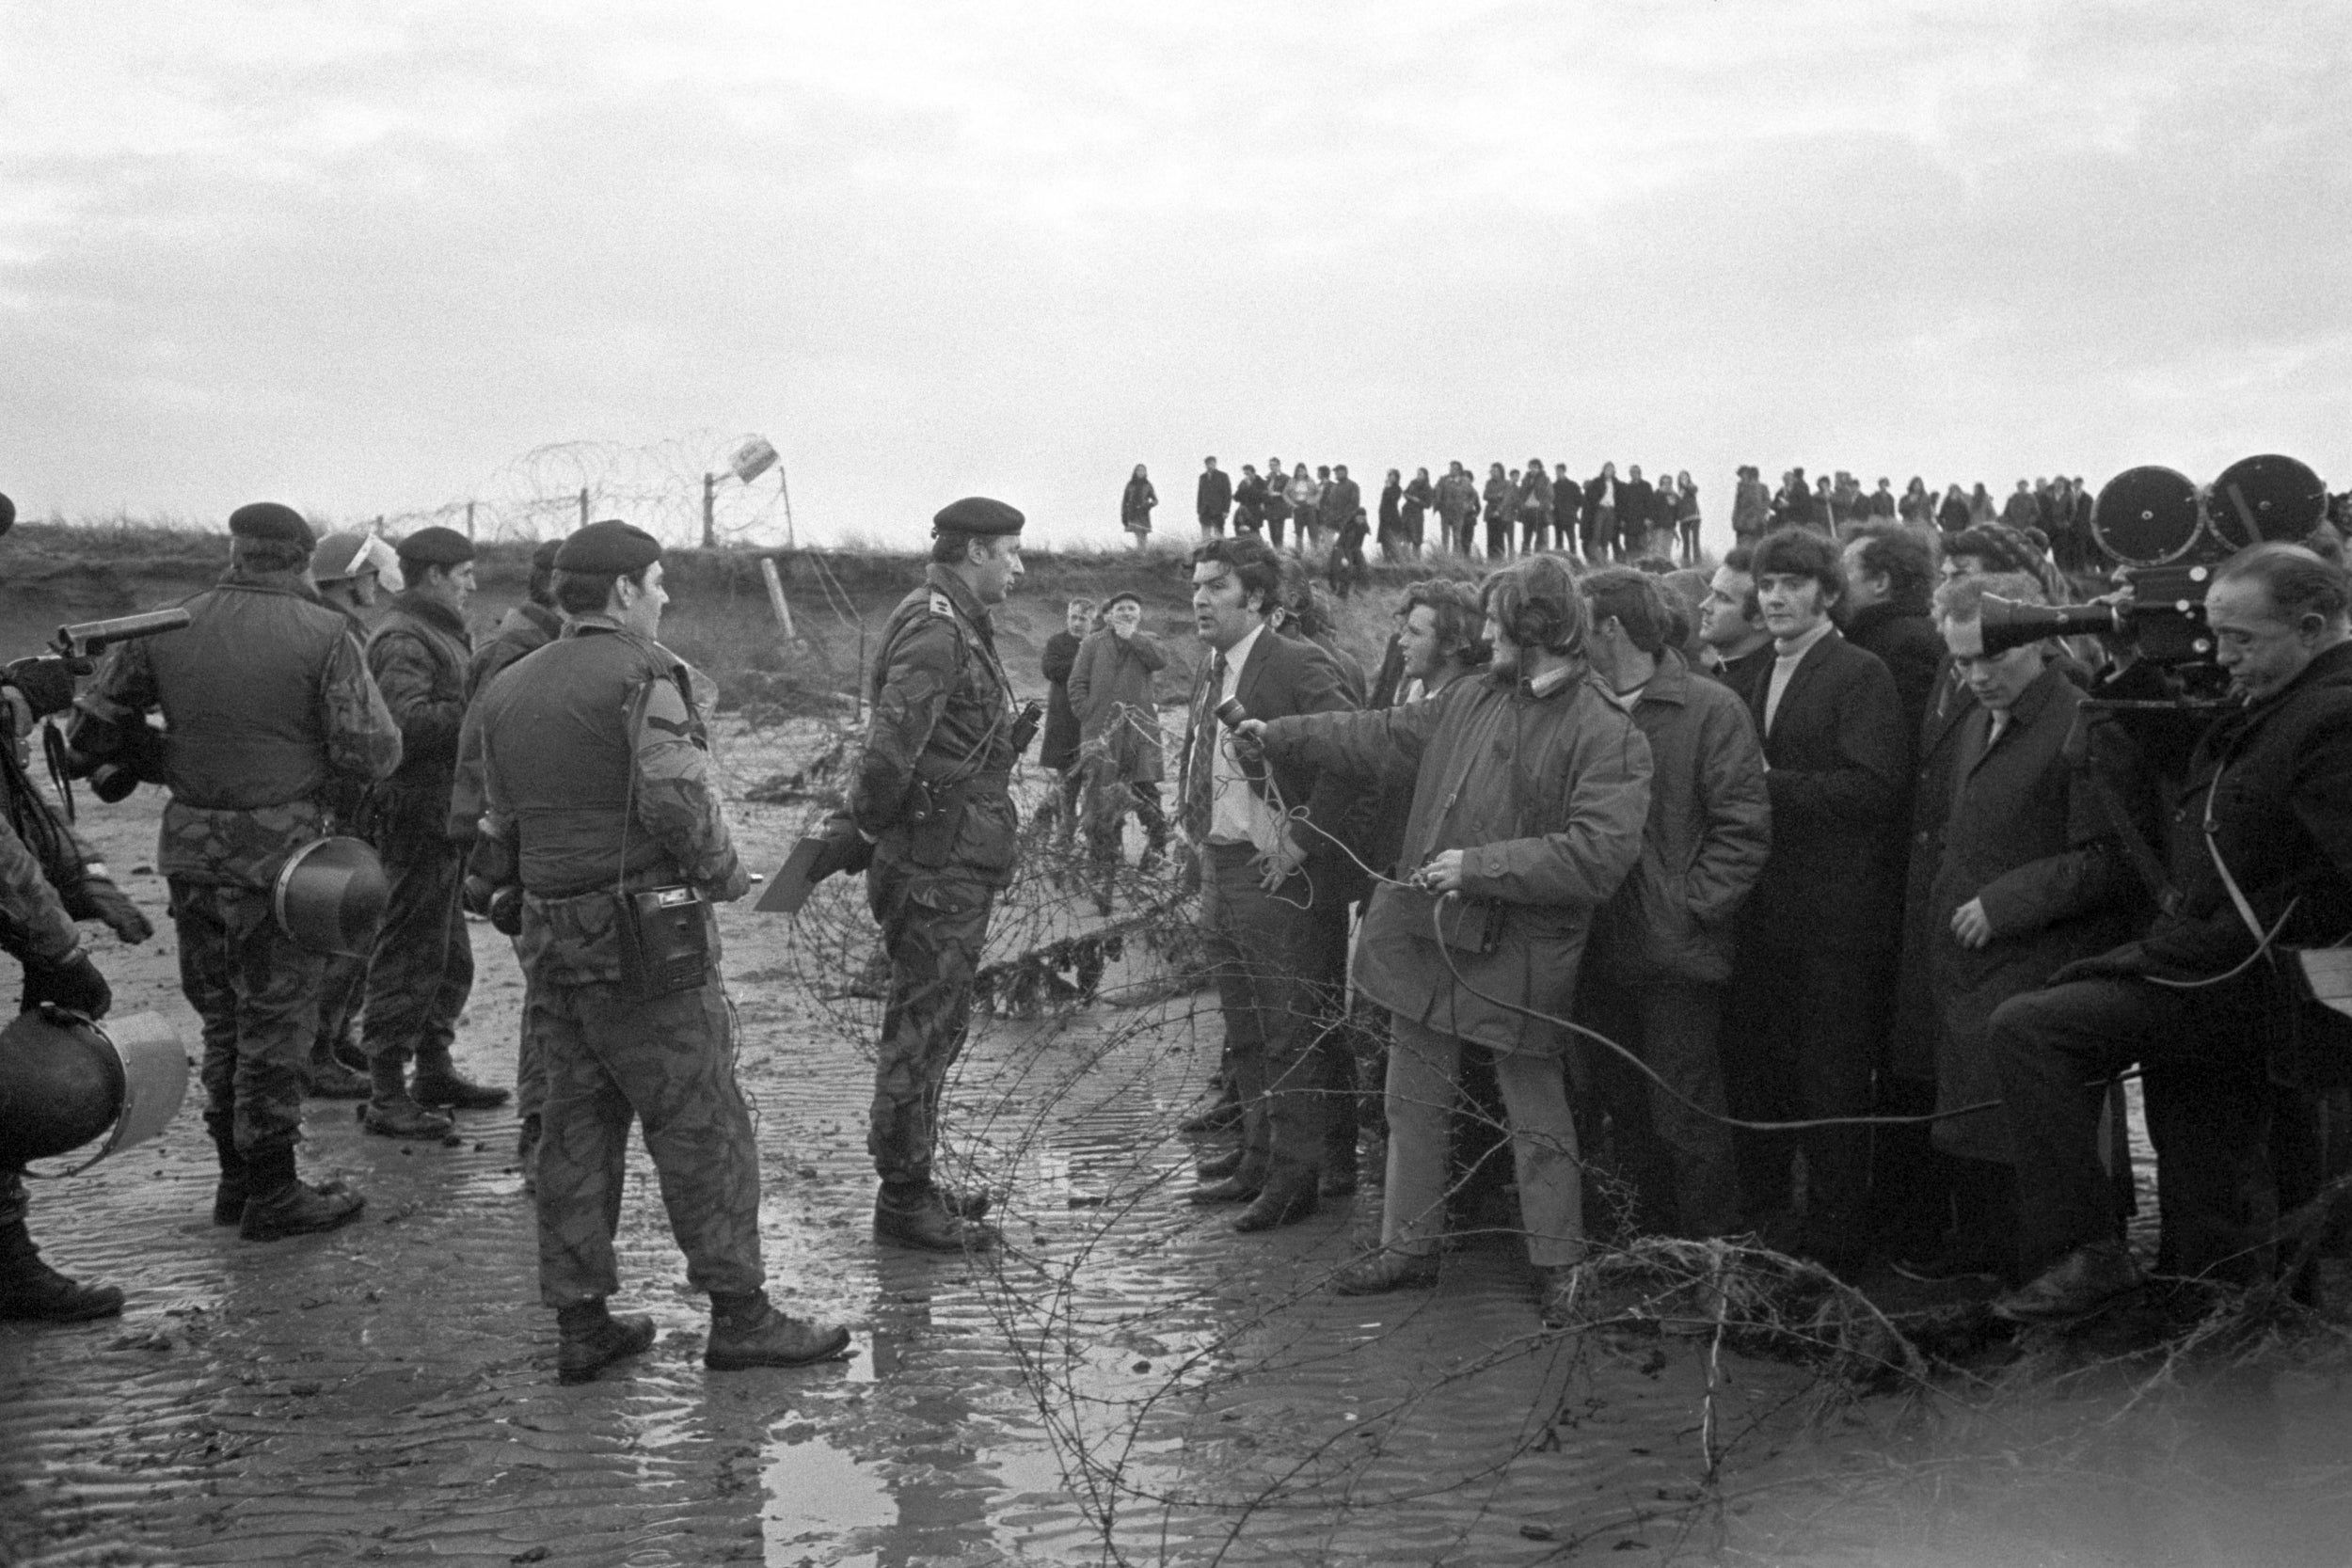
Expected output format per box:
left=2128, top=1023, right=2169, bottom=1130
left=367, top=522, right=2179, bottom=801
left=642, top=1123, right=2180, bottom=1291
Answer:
left=1741, top=629, right=1907, bottom=951
left=1889, top=663, right=1979, bottom=1077
left=1178, top=625, right=1358, bottom=877
left=1620, top=479, right=1657, bottom=536
left=1197, top=468, right=1232, bottom=520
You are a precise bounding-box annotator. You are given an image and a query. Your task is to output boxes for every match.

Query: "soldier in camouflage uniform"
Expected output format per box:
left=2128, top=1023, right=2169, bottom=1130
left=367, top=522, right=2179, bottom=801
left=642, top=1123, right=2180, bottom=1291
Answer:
left=73, top=502, right=404, bottom=1241
left=0, top=487, right=135, bottom=1321
left=452, top=536, right=564, bottom=1166
left=304, top=529, right=402, bottom=1101
left=843, top=497, right=1029, bottom=1252
left=470, top=519, right=848, bottom=1384
left=358, top=525, right=505, bottom=1138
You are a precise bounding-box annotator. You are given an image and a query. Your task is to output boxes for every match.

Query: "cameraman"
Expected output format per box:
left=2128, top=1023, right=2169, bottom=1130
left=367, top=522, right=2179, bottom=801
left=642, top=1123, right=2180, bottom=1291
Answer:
left=1989, top=543, right=2352, bottom=1321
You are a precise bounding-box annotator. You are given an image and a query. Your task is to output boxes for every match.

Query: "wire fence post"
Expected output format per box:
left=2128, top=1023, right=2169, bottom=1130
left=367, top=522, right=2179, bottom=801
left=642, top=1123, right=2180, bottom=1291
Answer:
left=704, top=472, right=718, bottom=549
left=578, top=487, right=590, bottom=529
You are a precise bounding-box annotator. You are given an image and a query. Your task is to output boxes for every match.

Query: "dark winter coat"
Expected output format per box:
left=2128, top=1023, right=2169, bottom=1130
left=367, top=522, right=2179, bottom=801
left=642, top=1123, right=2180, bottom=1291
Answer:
left=1068, top=627, right=1167, bottom=784
left=1888, top=667, right=1979, bottom=1081
left=1841, top=599, right=1944, bottom=761
left=1589, top=652, right=1772, bottom=987
left=1740, top=630, right=1907, bottom=953
left=1924, top=666, right=2149, bottom=1159
left=1040, top=629, right=1084, bottom=771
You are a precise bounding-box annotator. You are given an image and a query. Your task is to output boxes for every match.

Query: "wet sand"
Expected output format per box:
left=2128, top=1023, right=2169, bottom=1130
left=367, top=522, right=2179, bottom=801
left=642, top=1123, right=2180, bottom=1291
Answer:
left=10, top=735, right=2352, bottom=1566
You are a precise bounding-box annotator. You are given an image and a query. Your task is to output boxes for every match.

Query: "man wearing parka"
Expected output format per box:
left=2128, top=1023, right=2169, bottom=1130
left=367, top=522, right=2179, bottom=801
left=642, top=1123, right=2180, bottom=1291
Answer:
left=1247, top=556, right=1652, bottom=1321
left=1578, top=570, right=1770, bottom=1240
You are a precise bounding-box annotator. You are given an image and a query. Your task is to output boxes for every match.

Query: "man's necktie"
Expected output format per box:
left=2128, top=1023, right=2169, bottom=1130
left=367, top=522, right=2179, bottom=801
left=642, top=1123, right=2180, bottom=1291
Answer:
left=1184, top=652, right=1226, bottom=837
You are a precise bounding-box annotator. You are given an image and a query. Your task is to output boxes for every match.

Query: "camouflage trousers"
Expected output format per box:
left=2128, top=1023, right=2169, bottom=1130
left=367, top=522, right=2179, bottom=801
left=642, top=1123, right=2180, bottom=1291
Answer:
left=314, top=952, right=366, bottom=1062
left=362, top=837, right=473, bottom=1071
left=172, top=879, right=325, bottom=1156
left=866, top=855, right=996, bottom=1190
left=521, top=889, right=762, bottom=1307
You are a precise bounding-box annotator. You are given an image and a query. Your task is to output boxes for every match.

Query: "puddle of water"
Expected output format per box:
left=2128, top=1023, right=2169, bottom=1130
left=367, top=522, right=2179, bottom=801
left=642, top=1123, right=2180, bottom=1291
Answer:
left=763, top=1432, right=892, bottom=1567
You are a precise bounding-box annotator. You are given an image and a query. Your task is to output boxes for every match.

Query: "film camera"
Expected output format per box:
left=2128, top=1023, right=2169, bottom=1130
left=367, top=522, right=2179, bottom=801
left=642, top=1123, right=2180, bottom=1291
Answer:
left=1968, top=454, right=2332, bottom=709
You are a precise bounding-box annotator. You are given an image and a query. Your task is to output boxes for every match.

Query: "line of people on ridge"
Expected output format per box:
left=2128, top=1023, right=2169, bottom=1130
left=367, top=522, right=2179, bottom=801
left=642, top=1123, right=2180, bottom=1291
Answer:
left=1181, top=457, right=1708, bottom=570
left=1038, top=514, right=2352, bottom=1331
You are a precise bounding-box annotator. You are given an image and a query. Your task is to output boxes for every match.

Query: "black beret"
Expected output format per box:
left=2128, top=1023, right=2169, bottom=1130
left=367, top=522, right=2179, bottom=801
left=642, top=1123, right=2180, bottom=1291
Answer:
left=0, top=493, right=14, bottom=535
left=229, top=501, right=315, bottom=549
left=531, top=538, right=564, bottom=571
left=395, top=525, right=474, bottom=567
left=554, top=519, right=662, bottom=575
left=932, top=497, right=1025, bottom=537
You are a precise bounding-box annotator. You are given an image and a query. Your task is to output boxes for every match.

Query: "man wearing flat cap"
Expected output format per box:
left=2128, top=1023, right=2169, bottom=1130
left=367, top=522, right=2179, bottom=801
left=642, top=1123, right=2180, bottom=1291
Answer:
left=73, top=501, right=405, bottom=1241
left=356, top=525, right=504, bottom=1138
left=837, top=497, right=1028, bottom=1252
left=470, top=519, right=849, bottom=1383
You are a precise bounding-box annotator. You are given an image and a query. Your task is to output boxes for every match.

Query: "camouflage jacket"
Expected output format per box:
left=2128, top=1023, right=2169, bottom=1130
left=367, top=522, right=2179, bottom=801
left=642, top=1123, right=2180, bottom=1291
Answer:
left=472, top=615, right=748, bottom=901
left=78, top=567, right=403, bottom=887
left=464, top=600, right=562, bottom=704
left=367, top=591, right=472, bottom=840
left=850, top=566, right=1019, bottom=867
left=0, top=809, right=84, bottom=970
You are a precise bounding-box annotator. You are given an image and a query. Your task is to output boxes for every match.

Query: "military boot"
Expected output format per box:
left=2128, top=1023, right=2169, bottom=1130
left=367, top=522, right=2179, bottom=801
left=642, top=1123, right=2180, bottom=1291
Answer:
left=556, top=1299, right=656, bottom=1385
left=0, top=1214, right=124, bottom=1323
left=238, top=1147, right=366, bottom=1242
left=412, top=1048, right=510, bottom=1112
left=874, top=1185, right=1001, bottom=1252
left=362, top=1058, right=456, bottom=1140
left=205, top=1111, right=248, bottom=1227
left=705, top=1290, right=853, bottom=1370
left=305, top=1045, right=370, bottom=1101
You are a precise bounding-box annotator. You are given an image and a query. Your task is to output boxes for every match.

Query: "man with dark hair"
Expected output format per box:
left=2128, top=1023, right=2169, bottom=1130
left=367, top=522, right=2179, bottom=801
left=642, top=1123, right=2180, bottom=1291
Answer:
left=1578, top=568, right=1770, bottom=1240
left=73, top=502, right=404, bottom=1240
left=1724, top=527, right=1908, bottom=1266
left=1197, top=457, right=1232, bottom=542
left=1240, top=555, right=1652, bottom=1323
left=1990, top=543, right=2352, bottom=1319
left=472, top=519, right=848, bottom=1381
left=1177, top=534, right=1357, bottom=1230
left=1868, top=478, right=1899, bottom=520
left=1698, top=544, right=1773, bottom=705
left=1840, top=523, right=1943, bottom=746
left=1231, top=466, right=1266, bottom=537
left=844, top=499, right=1030, bottom=1251
left=360, top=526, right=504, bottom=1138
left=1620, top=466, right=1657, bottom=564
left=467, top=538, right=565, bottom=702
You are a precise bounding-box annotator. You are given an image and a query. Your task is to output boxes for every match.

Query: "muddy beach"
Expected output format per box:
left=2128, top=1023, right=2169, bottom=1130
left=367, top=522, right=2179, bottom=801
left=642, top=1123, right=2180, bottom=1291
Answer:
left=8, top=715, right=2352, bottom=1568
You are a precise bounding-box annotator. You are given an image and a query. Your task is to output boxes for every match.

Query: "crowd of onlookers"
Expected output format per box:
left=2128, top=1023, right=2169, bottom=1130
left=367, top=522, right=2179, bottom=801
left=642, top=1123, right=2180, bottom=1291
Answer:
left=1120, top=458, right=2128, bottom=583
left=1041, top=487, right=2352, bottom=1328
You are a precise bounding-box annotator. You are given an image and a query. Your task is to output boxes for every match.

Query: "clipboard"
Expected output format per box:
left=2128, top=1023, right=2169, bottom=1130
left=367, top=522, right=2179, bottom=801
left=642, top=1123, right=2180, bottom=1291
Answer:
left=755, top=836, right=830, bottom=915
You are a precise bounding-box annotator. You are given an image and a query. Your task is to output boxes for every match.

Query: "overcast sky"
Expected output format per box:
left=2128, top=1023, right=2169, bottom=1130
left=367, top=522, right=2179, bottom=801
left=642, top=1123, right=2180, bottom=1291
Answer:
left=5, top=1, right=2348, bottom=551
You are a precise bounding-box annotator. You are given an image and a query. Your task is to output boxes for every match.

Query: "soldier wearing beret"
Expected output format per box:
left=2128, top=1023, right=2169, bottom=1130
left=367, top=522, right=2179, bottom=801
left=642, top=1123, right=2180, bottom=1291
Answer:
left=470, top=519, right=849, bottom=1383
left=356, top=525, right=504, bottom=1137
left=843, top=497, right=1028, bottom=1251
left=453, top=534, right=567, bottom=1170
left=72, top=501, right=405, bottom=1240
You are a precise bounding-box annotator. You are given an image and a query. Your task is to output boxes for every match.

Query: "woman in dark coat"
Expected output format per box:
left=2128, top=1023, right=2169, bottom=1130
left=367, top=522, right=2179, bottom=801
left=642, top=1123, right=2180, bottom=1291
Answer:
left=1376, top=469, right=1406, bottom=562
left=1120, top=465, right=1157, bottom=550
left=1402, top=467, right=1433, bottom=555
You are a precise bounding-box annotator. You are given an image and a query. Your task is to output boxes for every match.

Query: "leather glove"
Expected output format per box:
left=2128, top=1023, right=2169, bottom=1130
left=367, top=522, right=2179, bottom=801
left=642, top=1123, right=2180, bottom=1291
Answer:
left=63, top=877, right=154, bottom=944
left=487, top=885, right=522, bottom=938
left=23, top=951, right=112, bottom=1019
left=4, top=656, right=79, bottom=722
left=808, top=812, right=875, bottom=883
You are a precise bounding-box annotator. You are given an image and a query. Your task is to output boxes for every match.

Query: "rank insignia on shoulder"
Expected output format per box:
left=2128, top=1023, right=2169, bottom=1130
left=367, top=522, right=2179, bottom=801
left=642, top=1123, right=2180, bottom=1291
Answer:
left=928, top=590, right=955, bottom=618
